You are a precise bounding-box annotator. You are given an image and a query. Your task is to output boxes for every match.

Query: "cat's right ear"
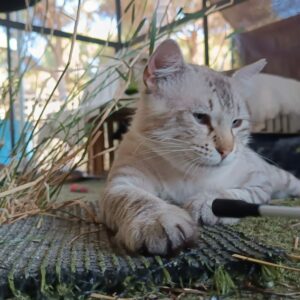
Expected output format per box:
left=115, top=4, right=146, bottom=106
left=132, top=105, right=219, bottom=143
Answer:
left=143, top=39, right=185, bottom=91
left=232, top=59, right=267, bottom=82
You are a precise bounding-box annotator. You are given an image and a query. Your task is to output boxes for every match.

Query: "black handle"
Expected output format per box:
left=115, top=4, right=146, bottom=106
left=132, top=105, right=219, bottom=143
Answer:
left=212, top=199, right=260, bottom=218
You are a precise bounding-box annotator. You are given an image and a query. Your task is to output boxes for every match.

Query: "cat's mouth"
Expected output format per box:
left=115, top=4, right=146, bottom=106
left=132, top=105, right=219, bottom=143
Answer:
left=199, top=150, right=236, bottom=167
left=219, top=151, right=236, bottom=166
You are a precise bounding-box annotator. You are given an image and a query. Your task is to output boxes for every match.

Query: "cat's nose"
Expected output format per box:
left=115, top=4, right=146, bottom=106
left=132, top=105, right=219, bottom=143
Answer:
left=216, top=147, right=232, bottom=159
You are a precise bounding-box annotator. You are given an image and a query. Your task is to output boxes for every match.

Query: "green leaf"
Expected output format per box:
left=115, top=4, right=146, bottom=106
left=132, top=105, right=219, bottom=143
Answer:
left=176, top=7, right=184, bottom=17
left=115, top=68, right=128, bottom=81
left=131, top=3, right=135, bottom=25
left=131, top=17, right=146, bottom=40
left=149, top=9, right=157, bottom=55
left=125, top=81, right=138, bottom=95
left=225, top=28, right=244, bottom=39
left=214, top=266, right=236, bottom=295
left=124, top=0, right=135, bottom=13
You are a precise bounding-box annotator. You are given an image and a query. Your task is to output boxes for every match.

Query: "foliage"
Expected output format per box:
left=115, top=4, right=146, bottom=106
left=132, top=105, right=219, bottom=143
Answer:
left=0, top=1, right=236, bottom=223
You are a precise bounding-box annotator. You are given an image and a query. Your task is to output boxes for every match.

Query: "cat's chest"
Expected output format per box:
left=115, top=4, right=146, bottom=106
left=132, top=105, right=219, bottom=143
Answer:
left=157, top=164, right=238, bottom=205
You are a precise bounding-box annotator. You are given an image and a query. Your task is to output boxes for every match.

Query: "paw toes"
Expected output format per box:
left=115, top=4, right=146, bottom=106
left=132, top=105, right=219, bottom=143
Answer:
left=118, top=207, right=197, bottom=255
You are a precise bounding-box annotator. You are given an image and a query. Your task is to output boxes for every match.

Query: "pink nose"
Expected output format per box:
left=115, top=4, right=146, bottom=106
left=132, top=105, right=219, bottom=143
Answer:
left=216, top=148, right=232, bottom=159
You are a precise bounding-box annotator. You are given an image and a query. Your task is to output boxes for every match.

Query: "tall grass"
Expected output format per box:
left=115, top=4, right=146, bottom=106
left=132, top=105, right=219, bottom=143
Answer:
left=0, top=0, right=233, bottom=223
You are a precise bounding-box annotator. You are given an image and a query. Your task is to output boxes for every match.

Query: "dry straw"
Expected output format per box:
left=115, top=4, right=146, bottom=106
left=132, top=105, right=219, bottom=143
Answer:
left=0, top=1, right=233, bottom=224
left=0, top=0, right=166, bottom=223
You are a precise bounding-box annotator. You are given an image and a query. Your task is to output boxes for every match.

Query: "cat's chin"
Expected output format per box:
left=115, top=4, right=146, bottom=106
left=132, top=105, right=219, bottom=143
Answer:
left=201, top=154, right=236, bottom=168
left=219, top=153, right=236, bottom=166
left=202, top=161, right=226, bottom=168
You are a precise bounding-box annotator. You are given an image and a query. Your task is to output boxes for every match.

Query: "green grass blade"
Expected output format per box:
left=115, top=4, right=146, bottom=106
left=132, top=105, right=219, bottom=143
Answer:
left=131, top=3, right=135, bottom=25
left=131, top=17, right=146, bottom=41
left=225, top=28, right=244, bottom=39
left=124, top=0, right=135, bottom=13
left=149, top=8, right=157, bottom=55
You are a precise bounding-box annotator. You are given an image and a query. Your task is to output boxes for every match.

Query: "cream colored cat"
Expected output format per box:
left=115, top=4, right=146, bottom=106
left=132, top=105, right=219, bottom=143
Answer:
left=99, top=39, right=300, bottom=255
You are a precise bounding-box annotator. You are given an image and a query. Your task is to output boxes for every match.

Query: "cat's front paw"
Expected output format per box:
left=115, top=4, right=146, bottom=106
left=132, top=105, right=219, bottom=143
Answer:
left=199, top=199, right=219, bottom=225
left=185, top=195, right=239, bottom=226
left=184, top=194, right=219, bottom=225
left=116, top=204, right=196, bottom=255
left=200, top=200, right=239, bottom=225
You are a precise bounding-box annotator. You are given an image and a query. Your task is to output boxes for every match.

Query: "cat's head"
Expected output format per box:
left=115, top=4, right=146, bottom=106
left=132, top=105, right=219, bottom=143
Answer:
left=137, top=39, right=266, bottom=168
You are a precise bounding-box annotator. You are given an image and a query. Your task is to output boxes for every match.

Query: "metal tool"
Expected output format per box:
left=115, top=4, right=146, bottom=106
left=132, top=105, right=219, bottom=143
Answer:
left=212, top=199, right=300, bottom=218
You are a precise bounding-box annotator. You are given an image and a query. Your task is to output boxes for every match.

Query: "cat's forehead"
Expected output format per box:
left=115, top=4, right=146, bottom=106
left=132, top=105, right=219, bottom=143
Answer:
left=160, top=64, right=239, bottom=112
left=189, top=65, right=233, bottom=100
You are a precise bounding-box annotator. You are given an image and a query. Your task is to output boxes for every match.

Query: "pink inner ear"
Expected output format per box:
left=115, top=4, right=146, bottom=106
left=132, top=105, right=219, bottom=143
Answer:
left=150, top=47, right=173, bottom=70
left=147, top=39, right=184, bottom=75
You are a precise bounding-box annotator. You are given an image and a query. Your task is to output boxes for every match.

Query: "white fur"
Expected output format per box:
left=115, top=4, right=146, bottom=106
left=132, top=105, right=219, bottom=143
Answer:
left=100, top=40, right=300, bottom=255
left=246, top=73, right=300, bottom=131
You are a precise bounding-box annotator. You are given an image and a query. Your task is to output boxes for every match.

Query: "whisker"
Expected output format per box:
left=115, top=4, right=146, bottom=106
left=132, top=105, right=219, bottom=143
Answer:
left=133, top=139, right=146, bottom=155
left=139, top=151, right=192, bottom=162
left=140, top=149, right=195, bottom=155
left=156, top=137, right=191, bottom=144
left=145, top=135, right=191, bottom=147
left=143, top=139, right=184, bottom=149
left=183, top=156, right=202, bottom=179
left=142, top=150, right=198, bottom=158
left=256, top=151, right=281, bottom=168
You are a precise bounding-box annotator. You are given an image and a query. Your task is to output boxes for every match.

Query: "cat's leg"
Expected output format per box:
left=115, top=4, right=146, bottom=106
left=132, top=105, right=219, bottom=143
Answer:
left=100, top=172, right=196, bottom=255
left=267, top=164, right=300, bottom=197
left=186, top=165, right=300, bottom=225
left=201, top=186, right=272, bottom=225
left=185, top=172, right=273, bottom=225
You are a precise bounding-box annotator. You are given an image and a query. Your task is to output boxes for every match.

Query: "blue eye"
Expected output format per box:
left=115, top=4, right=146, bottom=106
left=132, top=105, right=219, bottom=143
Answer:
left=232, top=119, right=242, bottom=128
left=193, top=113, right=210, bottom=125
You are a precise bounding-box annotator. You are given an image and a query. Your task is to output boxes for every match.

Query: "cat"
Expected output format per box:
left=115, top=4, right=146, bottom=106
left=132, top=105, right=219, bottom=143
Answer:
left=222, top=70, right=300, bottom=132
left=246, top=73, right=300, bottom=132
left=99, top=39, right=300, bottom=255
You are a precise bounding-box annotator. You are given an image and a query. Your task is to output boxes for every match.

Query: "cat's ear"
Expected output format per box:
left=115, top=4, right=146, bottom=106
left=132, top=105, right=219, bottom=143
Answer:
left=143, top=39, right=185, bottom=90
left=231, top=59, right=267, bottom=99
left=232, top=59, right=267, bottom=99
left=232, top=59, right=267, bottom=82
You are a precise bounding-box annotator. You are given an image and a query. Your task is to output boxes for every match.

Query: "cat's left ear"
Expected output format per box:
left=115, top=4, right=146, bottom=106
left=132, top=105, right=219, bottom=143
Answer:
left=232, top=59, right=267, bottom=83
left=143, top=39, right=185, bottom=91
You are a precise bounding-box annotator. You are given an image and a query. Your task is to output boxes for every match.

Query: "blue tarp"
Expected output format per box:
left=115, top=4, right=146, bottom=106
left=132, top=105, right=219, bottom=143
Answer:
left=0, top=120, right=33, bottom=165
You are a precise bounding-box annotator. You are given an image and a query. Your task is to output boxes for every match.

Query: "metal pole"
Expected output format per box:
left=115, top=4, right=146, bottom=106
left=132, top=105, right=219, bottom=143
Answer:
left=131, top=0, right=248, bottom=46
left=0, top=18, right=121, bottom=49
left=6, top=12, right=15, bottom=152
left=115, top=0, right=122, bottom=47
left=16, top=11, right=25, bottom=135
left=203, top=0, right=209, bottom=66
left=0, top=0, right=249, bottom=49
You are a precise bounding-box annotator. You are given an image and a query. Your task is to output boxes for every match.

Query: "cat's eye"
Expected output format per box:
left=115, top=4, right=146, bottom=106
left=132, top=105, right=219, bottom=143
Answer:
left=232, top=119, right=242, bottom=128
left=193, top=113, right=210, bottom=125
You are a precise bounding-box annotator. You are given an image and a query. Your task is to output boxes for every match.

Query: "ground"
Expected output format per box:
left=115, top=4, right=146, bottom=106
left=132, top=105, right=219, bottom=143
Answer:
left=58, top=180, right=300, bottom=299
